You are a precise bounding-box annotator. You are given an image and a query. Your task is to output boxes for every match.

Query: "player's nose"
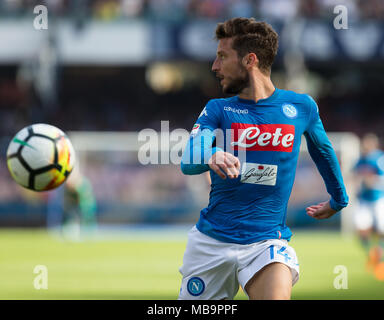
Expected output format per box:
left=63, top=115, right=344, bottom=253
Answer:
left=211, top=58, right=219, bottom=72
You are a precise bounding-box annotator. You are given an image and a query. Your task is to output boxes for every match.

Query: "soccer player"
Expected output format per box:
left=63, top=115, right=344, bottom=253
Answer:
left=353, top=133, right=384, bottom=279
left=178, top=18, right=349, bottom=300
left=47, top=171, right=97, bottom=240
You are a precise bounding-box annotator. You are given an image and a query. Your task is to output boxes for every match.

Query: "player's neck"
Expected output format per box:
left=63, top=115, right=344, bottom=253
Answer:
left=238, top=72, right=275, bottom=103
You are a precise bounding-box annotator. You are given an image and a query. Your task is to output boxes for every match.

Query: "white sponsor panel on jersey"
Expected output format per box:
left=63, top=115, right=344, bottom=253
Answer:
left=231, top=123, right=295, bottom=152
left=240, top=162, right=278, bottom=186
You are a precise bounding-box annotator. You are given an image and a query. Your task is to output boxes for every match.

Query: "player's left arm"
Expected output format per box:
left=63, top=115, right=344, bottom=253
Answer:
left=303, top=96, right=349, bottom=220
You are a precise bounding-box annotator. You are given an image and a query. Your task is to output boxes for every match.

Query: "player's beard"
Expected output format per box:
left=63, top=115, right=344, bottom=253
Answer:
left=222, top=68, right=249, bottom=95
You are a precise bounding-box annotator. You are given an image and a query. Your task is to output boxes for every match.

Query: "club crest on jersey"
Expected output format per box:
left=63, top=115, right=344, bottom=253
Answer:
left=187, top=277, right=205, bottom=296
left=231, top=123, right=295, bottom=152
left=281, top=104, right=298, bottom=119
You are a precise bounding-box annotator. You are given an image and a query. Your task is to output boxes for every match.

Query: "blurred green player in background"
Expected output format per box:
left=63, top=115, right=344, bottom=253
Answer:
left=47, top=169, right=97, bottom=241
left=353, top=133, right=384, bottom=280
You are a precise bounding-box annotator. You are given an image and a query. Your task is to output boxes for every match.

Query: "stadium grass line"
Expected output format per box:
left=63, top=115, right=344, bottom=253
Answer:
left=0, top=228, right=383, bottom=300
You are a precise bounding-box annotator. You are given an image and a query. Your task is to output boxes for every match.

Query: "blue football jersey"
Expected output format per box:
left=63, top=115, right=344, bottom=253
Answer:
left=181, top=88, right=348, bottom=244
left=354, top=150, right=384, bottom=202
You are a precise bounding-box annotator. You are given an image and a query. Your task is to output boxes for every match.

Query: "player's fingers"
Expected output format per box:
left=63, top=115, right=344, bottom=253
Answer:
left=306, top=207, right=324, bottom=219
left=310, top=212, right=322, bottom=219
left=309, top=201, right=327, bottom=208
left=307, top=211, right=321, bottom=219
left=210, top=152, right=240, bottom=179
left=317, top=202, right=328, bottom=208
left=223, top=158, right=239, bottom=178
left=218, top=162, right=237, bottom=179
left=311, top=213, right=326, bottom=220
left=310, top=208, right=331, bottom=219
left=213, top=153, right=225, bottom=166
left=235, top=158, right=241, bottom=170
left=311, top=202, right=324, bottom=207
left=307, top=204, right=322, bottom=210
left=306, top=207, right=318, bottom=214
left=316, top=208, right=336, bottom=219
left=225, top=152, right=239, bottom=163
left=210, top=163, right=226, bottom=179
left=306, top=209, right=316, bottom=217
left=228, top=156, right=241, bottom=170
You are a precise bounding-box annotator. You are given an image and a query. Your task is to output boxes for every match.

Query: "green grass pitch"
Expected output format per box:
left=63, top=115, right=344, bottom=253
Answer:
left=0, top=228, right=383, bottom=300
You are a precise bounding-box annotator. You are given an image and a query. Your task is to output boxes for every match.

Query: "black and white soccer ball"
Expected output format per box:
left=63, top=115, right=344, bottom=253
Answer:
left=6, top=124, right=76, bottom=191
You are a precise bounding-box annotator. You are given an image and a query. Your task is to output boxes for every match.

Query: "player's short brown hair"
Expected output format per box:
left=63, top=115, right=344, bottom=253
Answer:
left=215, top=17, right=278, bottom=74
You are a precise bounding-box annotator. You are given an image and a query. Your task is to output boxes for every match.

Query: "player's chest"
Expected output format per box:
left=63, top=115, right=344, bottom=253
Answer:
left=219, top=105, right=306, bottom=152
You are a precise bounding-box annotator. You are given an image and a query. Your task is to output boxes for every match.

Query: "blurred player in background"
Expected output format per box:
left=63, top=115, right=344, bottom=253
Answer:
left=353, top=133, right=384, bottom=280
left=179, top=17, right=348, bottom=300
left=47, top=169, right=97, bottom=241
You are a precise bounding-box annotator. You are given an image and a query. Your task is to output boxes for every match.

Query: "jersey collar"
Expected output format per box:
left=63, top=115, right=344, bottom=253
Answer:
left=235, top=88, right=280, bottom=105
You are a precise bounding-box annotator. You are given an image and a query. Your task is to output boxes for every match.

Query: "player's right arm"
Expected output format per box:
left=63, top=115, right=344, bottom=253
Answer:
left=180, top=100, right=240, bottom=179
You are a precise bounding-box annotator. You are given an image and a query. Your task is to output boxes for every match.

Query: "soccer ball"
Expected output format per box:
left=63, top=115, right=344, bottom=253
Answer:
left=6, top=124, right=75, bottom=191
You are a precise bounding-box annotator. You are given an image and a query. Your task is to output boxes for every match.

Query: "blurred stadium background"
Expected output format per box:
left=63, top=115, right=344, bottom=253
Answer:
left=0, top=0, right=384, bottom=299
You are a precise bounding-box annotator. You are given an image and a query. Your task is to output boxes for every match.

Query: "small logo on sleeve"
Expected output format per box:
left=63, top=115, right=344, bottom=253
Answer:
left=199, top=107, right=208, bottom=118
left=190, top=124, right=200, bottom=137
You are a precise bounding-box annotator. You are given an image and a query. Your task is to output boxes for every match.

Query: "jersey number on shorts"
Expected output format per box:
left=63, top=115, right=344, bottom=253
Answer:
left=269, top=245, right=291, bottom=262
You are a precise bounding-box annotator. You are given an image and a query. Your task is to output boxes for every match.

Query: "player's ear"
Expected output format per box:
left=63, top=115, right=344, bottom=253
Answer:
left=242, top=53, right=258, bottom=69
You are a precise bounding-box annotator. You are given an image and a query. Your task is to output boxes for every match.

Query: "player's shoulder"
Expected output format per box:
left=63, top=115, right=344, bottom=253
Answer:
left=277, top=88, right=316, bottom=106
left=201, top=96, right=237, bottom=116
left=196, top=97, right=234, bottom=122
left=206, top=96, right=237, bottom=107
left=276, top=89, right=319, bottom=118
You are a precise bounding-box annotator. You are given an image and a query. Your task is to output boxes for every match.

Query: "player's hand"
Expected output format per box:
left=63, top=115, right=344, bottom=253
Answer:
left=306, top=201, right=337, bottom=220
left=208, top=151, right=240, bottom=179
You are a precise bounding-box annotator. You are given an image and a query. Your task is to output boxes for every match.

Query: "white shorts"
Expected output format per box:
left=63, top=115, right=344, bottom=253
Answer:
left=178, top=226, right=300, bottom=300
left=354, top=198, right=384, bottom=233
